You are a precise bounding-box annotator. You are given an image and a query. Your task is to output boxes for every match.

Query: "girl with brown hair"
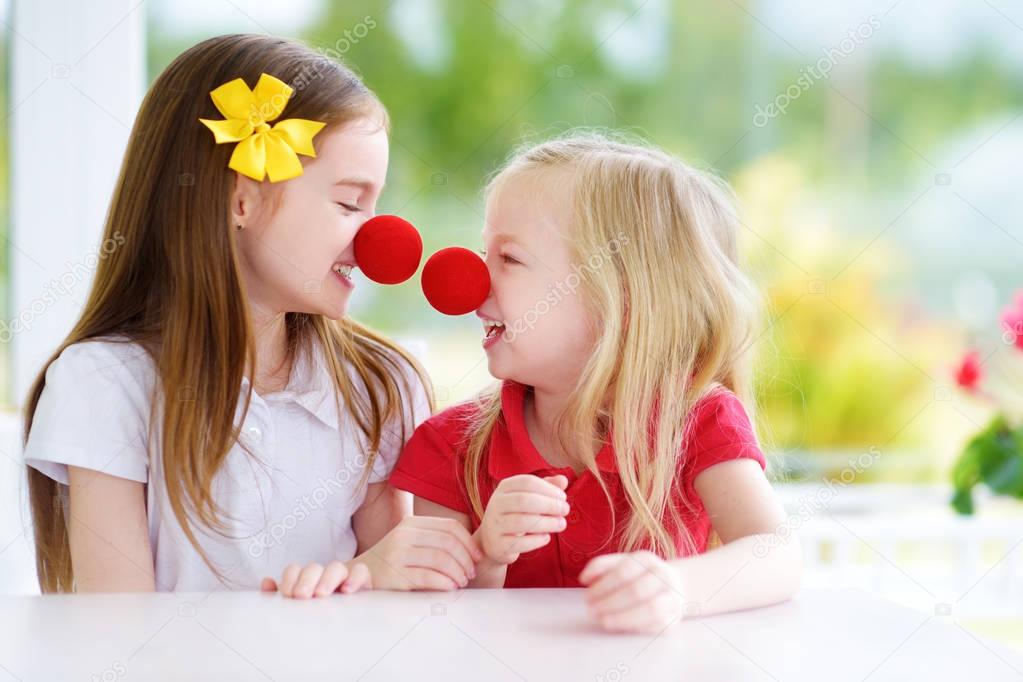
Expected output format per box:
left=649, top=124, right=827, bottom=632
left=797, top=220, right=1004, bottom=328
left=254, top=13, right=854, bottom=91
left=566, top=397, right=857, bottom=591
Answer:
left=23, top=34, right=480, bottom=595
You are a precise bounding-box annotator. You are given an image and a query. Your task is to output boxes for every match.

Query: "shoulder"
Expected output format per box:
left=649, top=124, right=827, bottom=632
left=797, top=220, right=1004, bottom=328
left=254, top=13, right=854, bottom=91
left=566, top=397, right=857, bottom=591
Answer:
left=682, top=386, right=763, bottom=467
left=688, top=387, right=756, bottom=436
left=413, top=396, right=486, bottom=453
left=389, top=392, right=490, bottom=514
left=47, top=336, right=156, bottom=398
left=26, top=336, right=155, bottom=484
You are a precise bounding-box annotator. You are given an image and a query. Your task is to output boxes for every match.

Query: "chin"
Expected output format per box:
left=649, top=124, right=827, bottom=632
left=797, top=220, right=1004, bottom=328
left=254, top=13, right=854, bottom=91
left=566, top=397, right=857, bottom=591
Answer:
left=316, top=287, right=353, bottom=319
left=486, top=356, right=532, bottom=386
left=485, top=355, right=510, bottom=382
left=324, top=304, right=350, bottom=320
left=306, top=297, right=350, bottom=321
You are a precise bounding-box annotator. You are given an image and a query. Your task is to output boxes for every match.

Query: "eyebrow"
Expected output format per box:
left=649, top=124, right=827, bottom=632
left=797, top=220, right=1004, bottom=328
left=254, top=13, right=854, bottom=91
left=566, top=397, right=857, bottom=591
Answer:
left=481, top=230, right=525, bottom=247
left=334, top=176, right=382, bottom=192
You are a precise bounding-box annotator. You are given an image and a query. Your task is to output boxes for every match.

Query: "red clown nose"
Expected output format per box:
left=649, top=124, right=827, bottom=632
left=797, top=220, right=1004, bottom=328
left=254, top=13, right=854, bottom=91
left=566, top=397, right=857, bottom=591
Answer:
left=353, top=215, right=423, bottom=284
left=421, top=247, right=491, bottom=316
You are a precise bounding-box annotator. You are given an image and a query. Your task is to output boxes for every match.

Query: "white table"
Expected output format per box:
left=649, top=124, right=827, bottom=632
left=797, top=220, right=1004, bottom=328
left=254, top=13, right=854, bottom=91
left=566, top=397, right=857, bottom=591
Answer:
left=1, top=588, right=1020, bottom=681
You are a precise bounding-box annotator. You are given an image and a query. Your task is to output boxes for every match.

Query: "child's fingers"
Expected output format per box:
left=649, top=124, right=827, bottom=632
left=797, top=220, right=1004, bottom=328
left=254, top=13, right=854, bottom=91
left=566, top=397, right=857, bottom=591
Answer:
left=259, top=577, right=278, bottom=592
left=503, top=532, right=552, bottom=556
left=413, top=528, right=478, bottom=579
left=410, top=517, right=484, bottom=562
left=403, top=567, right=459, bottom=591
left=279, top=563, right=303, bottom=598
left=405, top=547, right=471, bottom=587
left=598, top=592, right=682, bottom=634
left=585, top=556, right=652, bottom=601
left=340, top=562, right=372, bottom=593
left=498, top=512, right=567, bottom=535
left=587, top=573, right=668, bottom=618
left=578, top=553, right=624, bottom=585
left=313, top=561, right=350, bottom=597
left=498, top=493, right=570, bottom=518
left=542, top=474, right=569, bottom=491
left=499, top=475, right=568, bottom=499
left=292, top=563, right=326, bottom=599
left=596, top=603, right=663, bottom=634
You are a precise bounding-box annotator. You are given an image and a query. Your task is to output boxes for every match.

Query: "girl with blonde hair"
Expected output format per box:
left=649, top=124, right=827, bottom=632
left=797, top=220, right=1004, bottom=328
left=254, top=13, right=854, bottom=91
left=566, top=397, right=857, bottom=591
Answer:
left=389, top=132, right=802, bottom=633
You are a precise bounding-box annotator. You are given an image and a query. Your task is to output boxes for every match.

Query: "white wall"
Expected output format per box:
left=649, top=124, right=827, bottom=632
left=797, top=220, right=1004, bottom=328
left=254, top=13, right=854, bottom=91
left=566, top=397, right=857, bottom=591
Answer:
left=1, top=0, right=145, bottom=593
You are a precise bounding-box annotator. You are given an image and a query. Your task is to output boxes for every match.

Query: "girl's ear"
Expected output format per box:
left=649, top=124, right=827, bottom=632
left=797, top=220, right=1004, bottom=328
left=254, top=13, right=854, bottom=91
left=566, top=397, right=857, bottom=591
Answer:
left=230, top=173, right=263, bottom=230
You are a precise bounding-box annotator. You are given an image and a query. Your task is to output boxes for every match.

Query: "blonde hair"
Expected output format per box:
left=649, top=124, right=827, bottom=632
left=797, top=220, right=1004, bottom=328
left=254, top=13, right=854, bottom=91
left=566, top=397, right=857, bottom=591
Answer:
left=24, top=35, right=433, bottom=592
left=463, top=132, right=760, bottom=558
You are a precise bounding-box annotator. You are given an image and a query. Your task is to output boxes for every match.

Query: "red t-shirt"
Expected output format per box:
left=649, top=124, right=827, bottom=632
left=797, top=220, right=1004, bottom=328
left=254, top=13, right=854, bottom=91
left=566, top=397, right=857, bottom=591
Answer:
left=389, top=380, right=765, bottom=588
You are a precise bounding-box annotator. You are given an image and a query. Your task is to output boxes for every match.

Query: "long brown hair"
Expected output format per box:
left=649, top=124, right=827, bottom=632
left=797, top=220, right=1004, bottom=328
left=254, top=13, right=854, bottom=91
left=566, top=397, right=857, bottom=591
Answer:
left=24, top=34, right=432, bottom=592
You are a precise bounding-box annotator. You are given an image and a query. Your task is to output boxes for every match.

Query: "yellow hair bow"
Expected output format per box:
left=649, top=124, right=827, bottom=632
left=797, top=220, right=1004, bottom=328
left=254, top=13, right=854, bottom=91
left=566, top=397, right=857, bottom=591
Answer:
left=199, top=73, right=326, bottom=183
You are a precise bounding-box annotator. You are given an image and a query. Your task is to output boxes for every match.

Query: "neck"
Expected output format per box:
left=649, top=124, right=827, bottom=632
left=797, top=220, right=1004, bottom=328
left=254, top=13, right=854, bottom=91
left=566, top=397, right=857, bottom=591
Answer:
left=529, top=383, right=572, bottom=440
left=524, top=380, right=609, bottom=473
left=523, top=381, right=580, bottom=471
left=248, top=303, right=292, bottom=394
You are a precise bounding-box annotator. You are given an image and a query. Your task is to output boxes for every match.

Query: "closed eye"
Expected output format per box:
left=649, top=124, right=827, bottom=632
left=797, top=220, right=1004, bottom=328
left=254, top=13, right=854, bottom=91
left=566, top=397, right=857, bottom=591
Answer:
left=480, top=248, right=519, bottom=265
left=336, top=202, right=361, bottom=213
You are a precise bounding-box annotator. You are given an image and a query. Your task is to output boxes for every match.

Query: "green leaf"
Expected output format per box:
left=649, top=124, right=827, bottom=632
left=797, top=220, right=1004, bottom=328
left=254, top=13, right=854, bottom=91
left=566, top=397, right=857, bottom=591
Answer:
left=950, top=414, right=1023, bottom=514
left=951, top=486, right=974, bottom=515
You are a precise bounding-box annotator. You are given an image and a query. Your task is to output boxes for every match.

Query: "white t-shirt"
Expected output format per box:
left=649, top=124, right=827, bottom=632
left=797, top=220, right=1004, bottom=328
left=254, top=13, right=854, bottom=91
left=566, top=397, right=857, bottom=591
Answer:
left=24, top=335, right=430, bottom=593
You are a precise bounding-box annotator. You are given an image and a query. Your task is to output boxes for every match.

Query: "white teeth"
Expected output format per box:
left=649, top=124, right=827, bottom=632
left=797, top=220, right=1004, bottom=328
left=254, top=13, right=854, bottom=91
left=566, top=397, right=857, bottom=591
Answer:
left=333, top=264, right=354, bottom=278
left=482, top=320, right=505, bottom=338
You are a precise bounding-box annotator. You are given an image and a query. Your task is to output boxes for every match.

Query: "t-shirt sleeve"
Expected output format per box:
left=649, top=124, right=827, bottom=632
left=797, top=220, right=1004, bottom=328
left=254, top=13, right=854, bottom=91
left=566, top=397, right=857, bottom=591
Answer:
left=388, top=421, right=470, bottom=515
left=23, top=342, right=152, bottom=485
left=680, top=389, right=766, bottom=506
left=368, top=362, right=433, bottom=484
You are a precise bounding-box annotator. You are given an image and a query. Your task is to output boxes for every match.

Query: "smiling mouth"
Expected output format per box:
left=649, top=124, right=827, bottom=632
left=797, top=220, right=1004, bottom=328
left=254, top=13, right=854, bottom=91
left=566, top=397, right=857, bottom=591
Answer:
left=483, top=319, right=506, bottom=339
left=333, top=263, right=355, bottom=280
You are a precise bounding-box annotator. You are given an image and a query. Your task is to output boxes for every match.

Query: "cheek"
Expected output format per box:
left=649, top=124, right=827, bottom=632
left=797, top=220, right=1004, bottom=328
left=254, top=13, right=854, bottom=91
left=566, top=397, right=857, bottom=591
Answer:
left=500, top=273, right=592, bottom=351
left=543, top=297, right=593, bottom=352
left=267, top=205, right=357, bottom=273
left=493, top=271, right=545, bottom=324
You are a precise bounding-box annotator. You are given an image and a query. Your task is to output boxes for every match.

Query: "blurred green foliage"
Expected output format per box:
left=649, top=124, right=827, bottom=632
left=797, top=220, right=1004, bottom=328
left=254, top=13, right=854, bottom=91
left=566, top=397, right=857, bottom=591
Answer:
left=735, top=156, right=954, bottom=456
left=0, top=1, right=1016, bottom=460
left=952, top=415, right=1023, bottom=514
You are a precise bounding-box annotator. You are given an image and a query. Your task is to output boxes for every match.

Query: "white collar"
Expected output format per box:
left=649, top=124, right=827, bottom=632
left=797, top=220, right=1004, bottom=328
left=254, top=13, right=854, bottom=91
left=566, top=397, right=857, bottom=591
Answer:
left=240, top=339, right=340, bottom=431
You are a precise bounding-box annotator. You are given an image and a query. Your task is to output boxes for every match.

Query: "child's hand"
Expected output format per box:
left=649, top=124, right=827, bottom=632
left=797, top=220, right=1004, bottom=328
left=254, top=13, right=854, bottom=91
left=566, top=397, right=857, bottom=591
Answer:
left=477, top=474, right=570, bottom=565
left=356, top=516, right=483, bottom=591
left=260, top=560, right=371, bottom=599
left=579, top=551, right=686, bottom=634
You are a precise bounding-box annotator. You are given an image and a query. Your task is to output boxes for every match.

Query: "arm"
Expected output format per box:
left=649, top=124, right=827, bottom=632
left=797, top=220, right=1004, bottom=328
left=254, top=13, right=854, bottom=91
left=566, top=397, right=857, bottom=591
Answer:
left=352, top=481, right=409, bottom=554
left=581, top=459, right=802, bottom=632
left=673, top=458, right=802, bottom=614
left=264, top=484, right=482, bottom=597
left=416, top=474, right=570, bottom=588
left=67, top=465, right=155, bottom=592
left=413, top=497, right=507, bottom=588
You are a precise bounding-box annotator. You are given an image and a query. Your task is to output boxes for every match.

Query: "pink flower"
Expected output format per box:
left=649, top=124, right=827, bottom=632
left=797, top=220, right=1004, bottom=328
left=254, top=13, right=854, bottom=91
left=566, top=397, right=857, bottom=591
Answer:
left=954, top=349, right=983, bottom=392
left=1001, top=291, right=1023, bottom=350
